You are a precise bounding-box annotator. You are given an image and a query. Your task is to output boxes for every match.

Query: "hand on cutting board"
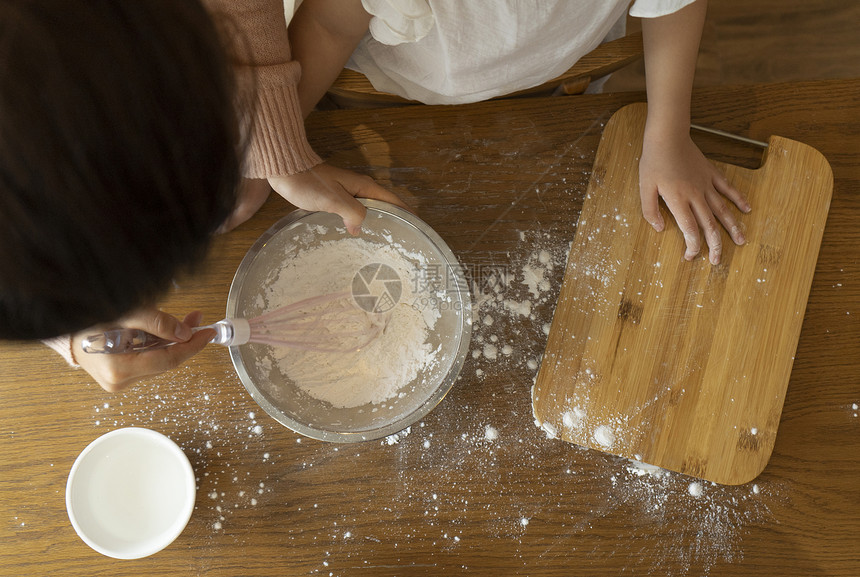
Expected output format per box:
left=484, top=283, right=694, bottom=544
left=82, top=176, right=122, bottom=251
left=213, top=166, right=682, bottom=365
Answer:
left=638, top=132, right=751, bottom=265
left=268, top=163, right=412, bottom=235
left=639, top=1, right=751, bottom=265
left=72, top=309, right=214, bottom=393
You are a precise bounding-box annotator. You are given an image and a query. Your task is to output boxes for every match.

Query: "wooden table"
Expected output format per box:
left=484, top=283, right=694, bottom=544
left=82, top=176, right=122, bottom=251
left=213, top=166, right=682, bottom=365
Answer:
left=1, top=78, right=858, bottom=576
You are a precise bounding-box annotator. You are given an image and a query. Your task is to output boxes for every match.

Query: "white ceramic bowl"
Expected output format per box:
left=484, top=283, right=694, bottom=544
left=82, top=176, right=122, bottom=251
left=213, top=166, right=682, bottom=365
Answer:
left=227, top=199, right=472, bottom=442
left=65, top=428, right=196, bottom=559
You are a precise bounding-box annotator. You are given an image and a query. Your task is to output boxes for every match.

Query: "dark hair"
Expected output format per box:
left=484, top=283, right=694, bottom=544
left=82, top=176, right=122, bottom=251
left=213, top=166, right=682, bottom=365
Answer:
left=0, top=0, right=243, bottom=339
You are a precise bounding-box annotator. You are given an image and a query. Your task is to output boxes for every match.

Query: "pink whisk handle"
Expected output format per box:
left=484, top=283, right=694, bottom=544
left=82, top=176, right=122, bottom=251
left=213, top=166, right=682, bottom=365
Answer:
left=81, top=319, right=250, bottom=354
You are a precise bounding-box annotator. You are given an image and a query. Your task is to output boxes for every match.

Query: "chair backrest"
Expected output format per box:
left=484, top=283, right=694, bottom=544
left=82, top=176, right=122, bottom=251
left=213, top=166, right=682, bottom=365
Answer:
left=326, top=31, right=643, bottom=109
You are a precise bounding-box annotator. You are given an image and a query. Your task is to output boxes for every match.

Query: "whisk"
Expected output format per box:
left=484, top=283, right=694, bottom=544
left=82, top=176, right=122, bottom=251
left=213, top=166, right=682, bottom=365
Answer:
left=81, top=291, right=389, bottom=354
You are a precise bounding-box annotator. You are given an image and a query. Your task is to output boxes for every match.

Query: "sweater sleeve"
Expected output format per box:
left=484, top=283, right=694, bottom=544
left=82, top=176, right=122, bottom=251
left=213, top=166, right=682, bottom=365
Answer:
left=42, top=335, right=79, bottom=368
left=204, top=0, right=322, bottom=177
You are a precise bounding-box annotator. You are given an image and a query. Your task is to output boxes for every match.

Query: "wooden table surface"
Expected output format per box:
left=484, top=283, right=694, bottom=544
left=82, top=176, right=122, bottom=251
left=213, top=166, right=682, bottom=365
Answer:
left=2, top=78, right=858, bottom=576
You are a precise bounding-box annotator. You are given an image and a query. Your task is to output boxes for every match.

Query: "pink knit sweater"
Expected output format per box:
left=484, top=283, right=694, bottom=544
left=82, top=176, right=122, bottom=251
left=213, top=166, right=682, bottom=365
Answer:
left=205, top=0, right=322, bottom=177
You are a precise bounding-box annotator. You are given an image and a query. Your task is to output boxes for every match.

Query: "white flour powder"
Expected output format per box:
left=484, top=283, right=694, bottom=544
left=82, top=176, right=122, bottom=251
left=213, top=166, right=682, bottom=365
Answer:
left=592, top=424, right=616, bottom=448
left=263, top=236, right=438, bottom=408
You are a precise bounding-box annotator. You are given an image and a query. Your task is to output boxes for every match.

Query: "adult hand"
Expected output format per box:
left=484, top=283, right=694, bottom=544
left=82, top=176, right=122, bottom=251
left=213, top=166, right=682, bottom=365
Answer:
left=639, top=133, right=750, bottom=264
left=268, top=163, right=412, bottom=235
left=72, top=309, right=214, bottom=393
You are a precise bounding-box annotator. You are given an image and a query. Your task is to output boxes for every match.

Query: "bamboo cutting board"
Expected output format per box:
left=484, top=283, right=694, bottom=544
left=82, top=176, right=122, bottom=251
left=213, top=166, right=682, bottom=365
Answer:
left=532, top=103, right=833, bottom=485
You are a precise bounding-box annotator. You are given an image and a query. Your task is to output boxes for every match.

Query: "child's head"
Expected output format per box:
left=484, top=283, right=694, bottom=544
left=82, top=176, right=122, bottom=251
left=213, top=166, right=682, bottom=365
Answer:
left=0, top=0, right=243, bottom=339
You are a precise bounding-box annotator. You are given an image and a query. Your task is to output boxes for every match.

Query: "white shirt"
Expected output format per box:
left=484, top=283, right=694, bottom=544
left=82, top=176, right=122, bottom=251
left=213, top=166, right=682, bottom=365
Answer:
left=345, top=0, right=696, bottom=104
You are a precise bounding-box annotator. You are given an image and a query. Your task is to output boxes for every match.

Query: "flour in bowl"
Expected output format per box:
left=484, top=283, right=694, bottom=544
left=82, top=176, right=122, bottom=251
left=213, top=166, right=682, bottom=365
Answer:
left=262, top=236, right=440, bottom=409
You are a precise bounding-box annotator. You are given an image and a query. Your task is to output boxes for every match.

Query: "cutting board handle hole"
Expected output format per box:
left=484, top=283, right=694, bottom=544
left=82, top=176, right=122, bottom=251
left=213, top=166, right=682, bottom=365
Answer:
left=692, top=133, right=766, bottom=171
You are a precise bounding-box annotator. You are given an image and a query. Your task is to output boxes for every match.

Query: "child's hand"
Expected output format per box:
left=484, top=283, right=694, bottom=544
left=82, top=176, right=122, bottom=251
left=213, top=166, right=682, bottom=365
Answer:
left=638, top=133, right=751, bottom=264
left=72, top=309, right=214, bottom=393
left=268, top=163, right=412, bottom=235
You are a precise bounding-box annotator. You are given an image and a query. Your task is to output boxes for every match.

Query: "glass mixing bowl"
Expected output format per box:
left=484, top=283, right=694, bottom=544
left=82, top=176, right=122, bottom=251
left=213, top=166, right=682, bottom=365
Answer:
left=226, top=199, right=472, bottom=442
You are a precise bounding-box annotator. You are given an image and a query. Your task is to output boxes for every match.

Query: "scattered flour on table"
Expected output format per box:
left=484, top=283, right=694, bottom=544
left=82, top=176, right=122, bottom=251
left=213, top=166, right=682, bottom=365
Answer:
left=625, top=460, right=666, bottom=478
left=688, top=481, right=704, bottom=497
left=86, top=367, right=279, bottom=533
left=617, top=458, right=779, bottom=574
left=469, top=232, right=568, bottom=379
left=261, top=237, right=440, bottom=409
left=383, top=426, right=411, bottom=445
left=482, top=344, right=498, bottom=360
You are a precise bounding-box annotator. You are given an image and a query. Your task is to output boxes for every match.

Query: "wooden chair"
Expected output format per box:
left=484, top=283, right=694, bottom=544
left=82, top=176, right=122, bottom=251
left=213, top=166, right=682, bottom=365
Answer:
left=324, top=31, right=643, bottom=109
